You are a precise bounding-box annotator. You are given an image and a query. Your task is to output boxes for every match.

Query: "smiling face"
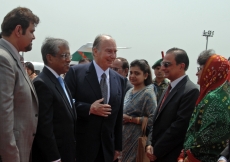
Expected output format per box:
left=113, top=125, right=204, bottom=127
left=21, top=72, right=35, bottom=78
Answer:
left=47, top=45, right=71, bottom=75
left=18, top=23, right=36, bottom=52
left=93, top=36, right=117, bottom=71
left=161, top=53, right=184, bottom=81
left=129, top=65, right=148, bottom=87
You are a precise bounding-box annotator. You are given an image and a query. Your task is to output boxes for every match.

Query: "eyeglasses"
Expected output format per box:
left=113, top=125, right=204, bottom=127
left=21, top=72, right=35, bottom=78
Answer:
left=197, top=67, right=203, bottom=72
left=111, top=67, right=121, bottom=71
left=60, top=53, right=72, bottom=60
left=161, top=61, right=172, bottom=68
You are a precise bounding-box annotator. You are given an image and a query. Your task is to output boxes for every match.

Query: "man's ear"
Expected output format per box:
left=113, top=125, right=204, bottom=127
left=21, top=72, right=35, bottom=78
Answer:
left=92, top=47, right=98, bottom=57
left=124, top=68, right=129, bottom=76
left=180, top=63, right=185, bottom=70
left=46, top=54, right=53, bottom=65
left=14, top=25, right=22, bottom=37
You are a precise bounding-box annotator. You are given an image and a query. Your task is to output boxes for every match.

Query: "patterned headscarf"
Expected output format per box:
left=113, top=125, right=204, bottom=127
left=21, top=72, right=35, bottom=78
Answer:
left=196, top=54, right=230, bottom=105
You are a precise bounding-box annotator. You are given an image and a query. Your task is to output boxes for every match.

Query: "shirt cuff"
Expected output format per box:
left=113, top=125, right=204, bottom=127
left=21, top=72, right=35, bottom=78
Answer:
left=218, top=156, right=227, bottom=162
left=52, top=159, right=61, bottom=162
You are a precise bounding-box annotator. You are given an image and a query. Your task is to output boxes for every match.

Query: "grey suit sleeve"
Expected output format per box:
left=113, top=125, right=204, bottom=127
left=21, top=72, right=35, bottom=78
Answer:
left=0, top=55, right=20, bottom=162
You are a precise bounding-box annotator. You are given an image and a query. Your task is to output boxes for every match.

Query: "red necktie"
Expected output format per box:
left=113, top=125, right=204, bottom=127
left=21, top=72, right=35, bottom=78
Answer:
left=159, top=84, right=172, bottom=111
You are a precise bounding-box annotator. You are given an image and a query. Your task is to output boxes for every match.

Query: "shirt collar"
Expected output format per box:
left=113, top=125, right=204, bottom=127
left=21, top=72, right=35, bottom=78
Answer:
left=93, top=60, right=110, bottom=80
left=45, top=65, right=60, bottom=78
left=170, top=75, right=186, bottom=89
left=2, top=38, right=20, bottom=60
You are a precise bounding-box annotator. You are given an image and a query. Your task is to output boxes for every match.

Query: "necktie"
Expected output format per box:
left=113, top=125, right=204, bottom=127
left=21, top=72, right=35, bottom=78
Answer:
left=100, top=73, right=108, bottom=104
left=159, top=84, right=172, bottom=111
left=57, top=76, right=72, bottom=107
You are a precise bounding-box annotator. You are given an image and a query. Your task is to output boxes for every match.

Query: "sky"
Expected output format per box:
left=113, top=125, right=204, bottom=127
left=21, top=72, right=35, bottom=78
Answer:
left=1, top=0, right=230, bottom=83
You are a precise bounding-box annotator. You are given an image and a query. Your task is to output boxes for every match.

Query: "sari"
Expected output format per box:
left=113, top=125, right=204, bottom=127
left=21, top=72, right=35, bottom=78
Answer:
left=121, top=85, right=157, bottom=162
left=182, top=54, right=230, bottom=162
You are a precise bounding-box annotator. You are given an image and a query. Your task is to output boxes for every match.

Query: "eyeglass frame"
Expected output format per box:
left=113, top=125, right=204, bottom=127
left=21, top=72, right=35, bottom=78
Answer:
left=49, top=53, right=72, bottom=60
left=59, top=53, right=72, bottom=60
left=197, top=67, right=203, bottom=72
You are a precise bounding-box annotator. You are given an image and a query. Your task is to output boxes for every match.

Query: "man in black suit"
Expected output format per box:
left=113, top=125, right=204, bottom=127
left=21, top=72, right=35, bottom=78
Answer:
left=146, top=48, right=199, bottom=162
left=65, top=34, right=125, bottom=162
left=111, top=57, right=133, bottom=93
left=32, top=38, right=77, bottom=162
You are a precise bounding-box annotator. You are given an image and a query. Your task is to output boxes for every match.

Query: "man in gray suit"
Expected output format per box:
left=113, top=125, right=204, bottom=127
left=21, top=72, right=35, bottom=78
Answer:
left=0, top=7, right=40, bottom=162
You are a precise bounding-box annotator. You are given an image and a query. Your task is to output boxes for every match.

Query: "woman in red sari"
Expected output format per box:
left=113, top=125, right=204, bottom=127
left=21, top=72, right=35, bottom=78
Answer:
left=178, top=50, right=230, bottom=162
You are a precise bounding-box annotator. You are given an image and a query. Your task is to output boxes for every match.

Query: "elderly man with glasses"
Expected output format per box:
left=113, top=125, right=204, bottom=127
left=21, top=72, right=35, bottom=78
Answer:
left=32, top=37, right=77, bottom=162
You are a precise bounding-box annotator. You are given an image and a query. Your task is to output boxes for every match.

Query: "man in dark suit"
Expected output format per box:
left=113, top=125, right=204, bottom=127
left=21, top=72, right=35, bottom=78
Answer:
left=32, top=38, right=77, bottom=162
left=65, top=34, right=125, bottom=162
left=146, top=48, right=199, bottom=162
left=111, top=57, right=133, bottom=93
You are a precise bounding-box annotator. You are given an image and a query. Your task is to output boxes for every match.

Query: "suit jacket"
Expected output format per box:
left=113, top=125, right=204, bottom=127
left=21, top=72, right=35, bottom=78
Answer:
left=147, top=76, right=199, bottom=162
left=65, top=62, right=125, bottom=162
left=0, top=39, right=39, bottom=162
left=32, top=67, right=77, bottom=162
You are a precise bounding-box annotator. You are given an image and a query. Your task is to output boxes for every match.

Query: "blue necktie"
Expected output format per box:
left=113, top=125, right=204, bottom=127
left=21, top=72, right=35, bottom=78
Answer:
left=57, top=76, right=72, bottom=107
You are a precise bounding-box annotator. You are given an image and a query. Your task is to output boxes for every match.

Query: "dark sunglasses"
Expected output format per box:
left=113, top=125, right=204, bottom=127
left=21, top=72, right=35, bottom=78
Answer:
left=161, top=61, right=172, bottom=68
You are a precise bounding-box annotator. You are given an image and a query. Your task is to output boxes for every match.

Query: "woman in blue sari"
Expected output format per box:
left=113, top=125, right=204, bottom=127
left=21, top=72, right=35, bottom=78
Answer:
left=121, top=59, right=157, bottom=162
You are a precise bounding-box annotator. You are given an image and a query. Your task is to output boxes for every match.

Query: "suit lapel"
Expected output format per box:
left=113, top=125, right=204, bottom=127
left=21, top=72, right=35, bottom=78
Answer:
left=155, top=76, right=188, bottom=119
left=0, top=39, right=38, bottom=105
left=43, top=67, right=75, bottom=119
left=66, top=84, right=77, bottom=119
left=85, top=63, right=102, bottom=99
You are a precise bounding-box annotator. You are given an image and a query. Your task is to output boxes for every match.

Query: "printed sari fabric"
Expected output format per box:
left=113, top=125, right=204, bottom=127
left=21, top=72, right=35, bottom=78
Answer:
left=184, top=54, right=230, bottom=162
left=121, top=85, right=157, bottom=162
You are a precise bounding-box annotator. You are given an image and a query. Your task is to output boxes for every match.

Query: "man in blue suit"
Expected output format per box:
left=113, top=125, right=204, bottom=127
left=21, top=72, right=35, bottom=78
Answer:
left=65, top=34, right=125, bottom=162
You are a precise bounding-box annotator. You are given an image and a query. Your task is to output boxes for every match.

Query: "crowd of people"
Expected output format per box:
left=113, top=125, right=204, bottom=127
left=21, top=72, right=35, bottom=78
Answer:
left=0, top=6, right=230, bottom=162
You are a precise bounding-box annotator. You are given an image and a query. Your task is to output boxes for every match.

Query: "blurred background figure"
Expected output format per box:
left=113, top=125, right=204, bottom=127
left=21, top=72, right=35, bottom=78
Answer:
left=111, top=57, right=133, bottom=94
left=25, top=61, right=37, bottom=80
left=122, top=59, right=157, bottom=162
left=181, top=50, right=230, bottom=162
left=152, top=58, right=170, bottom=103
left=78, top=58, right=91, bottom=64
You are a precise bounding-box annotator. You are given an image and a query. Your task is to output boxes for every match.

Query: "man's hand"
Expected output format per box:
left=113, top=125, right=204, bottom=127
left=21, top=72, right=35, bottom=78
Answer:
left=146, top=145, right=157, bottom=161
left=90, top=98, right=111, bottom=117
left=113, top=150, right=120, bottom=161
left=218, top=160, right=226, bottom=162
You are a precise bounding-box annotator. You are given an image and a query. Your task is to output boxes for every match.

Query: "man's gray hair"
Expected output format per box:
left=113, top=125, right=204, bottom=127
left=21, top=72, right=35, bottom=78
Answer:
left=92, top=34, right=113, bottom=50
left=197, top=49, right=215, bottom=66
left=41, top=37, right=69, bottom=65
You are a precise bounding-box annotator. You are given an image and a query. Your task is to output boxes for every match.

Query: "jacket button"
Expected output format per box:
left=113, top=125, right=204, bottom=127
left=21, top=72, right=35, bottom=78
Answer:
left=35, top=114, right=38, bottom=117
left=33, top=133, right=36, bottom=136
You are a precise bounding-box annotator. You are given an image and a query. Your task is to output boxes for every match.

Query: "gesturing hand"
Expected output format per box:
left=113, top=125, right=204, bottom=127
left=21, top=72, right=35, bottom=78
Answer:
left=90, top=98, right=111, bottom=117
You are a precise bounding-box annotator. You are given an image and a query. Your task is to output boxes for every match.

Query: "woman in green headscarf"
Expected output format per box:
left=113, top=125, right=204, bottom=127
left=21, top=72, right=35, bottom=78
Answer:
left=178, top=50, right=230, bottom=162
